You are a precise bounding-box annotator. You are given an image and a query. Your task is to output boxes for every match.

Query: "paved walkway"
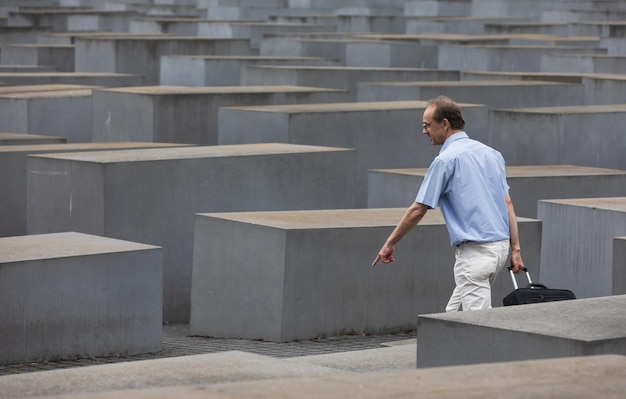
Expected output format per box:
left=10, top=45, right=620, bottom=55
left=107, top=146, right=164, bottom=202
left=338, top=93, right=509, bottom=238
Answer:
left=0, top=323, right=416, bottom=376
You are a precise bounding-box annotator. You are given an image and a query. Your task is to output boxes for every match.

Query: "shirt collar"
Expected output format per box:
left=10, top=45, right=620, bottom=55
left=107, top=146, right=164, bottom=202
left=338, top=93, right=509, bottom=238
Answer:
left=440, top=131, right=468, bottom=153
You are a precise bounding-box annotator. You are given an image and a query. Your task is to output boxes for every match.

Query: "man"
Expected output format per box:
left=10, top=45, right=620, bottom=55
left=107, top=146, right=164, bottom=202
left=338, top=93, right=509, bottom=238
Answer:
left=372, top=96, right=525, bottom=312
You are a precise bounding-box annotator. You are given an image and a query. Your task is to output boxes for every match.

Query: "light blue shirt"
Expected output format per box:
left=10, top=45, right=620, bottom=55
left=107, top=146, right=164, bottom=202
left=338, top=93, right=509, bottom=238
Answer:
left=415, top=132, right=510, bottom=247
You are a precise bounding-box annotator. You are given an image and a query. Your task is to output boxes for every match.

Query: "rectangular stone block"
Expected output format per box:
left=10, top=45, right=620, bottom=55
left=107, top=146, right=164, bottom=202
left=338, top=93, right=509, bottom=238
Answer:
left=538, top=197, right=626, bottom=299
left=189, top=208, right=541, bottom=342
left=91, top=85, right=350, bottom=145
left=615, top=237, right=626, bottom=295
left=0, top=132, right=66, bottom=145
left=218, top=101, right=488, bottom=207
left=0, top=72, right=144, bottom=87
left=368, top=165, right=626, bottom=218
left=0, top=44, right=74, bottom=72
left=74, top=35, right=256, bottom=84
left=490, top=105, right=626, bottom=170
left=0, top=142, right=190, bottom=238
left=160, top=55, right=340, bottom=87
left=438, top=43, right=602, bottom=72
left=356, top=80, right=585, bottom=107
left=27, top=144, right=357, bottom=322
left=0, top=89, right=93, bottom=142
left=540, top=53, right=626, bottom=74
left=0, top=231, right=162, bottom=364
left=417, top=295, right=626, bottom=368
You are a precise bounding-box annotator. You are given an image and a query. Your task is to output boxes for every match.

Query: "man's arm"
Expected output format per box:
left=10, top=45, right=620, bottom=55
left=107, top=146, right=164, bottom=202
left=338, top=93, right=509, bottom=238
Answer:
left=505, top=194, right=525, bottom=273
left=372, top=202, right=429, bottom=266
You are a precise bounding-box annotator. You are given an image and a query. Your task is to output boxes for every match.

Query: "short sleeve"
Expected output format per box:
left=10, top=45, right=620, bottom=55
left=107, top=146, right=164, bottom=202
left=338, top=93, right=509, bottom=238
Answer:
left=415, top=158, right=450, bottom=209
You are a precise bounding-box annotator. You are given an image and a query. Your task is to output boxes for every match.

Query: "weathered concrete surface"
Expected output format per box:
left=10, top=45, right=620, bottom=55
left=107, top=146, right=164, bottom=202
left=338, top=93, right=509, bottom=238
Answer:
left=367, top=165, right=626, bottom=218
left=190, top=208, right=541, bottom=341
left=417, top=295, right=626, bottom=368
left=0, top=89, right=93, bottom=142
left=0, top=232, right=162, bottom=365
left=490, top=104, right=626, bottom=170
left=26, top=144, right=356, bottom=322
left=356, top=80, right=584, bottom=107
left=0, top=142, right=191, bottom=238
left=91, top=85, right=350, bottom=145
left=74, top=35, right=256, bottom=84
left=615, top=236, right=626, bottom=295
left=0, top=132, right=65, bottom=145
left=538, top=197, right=626, bottom=299
left=160, top=55, right=340, bottom=86
left=0, top=44, right=74, bottom=72
left=8, top=355, right=626, bottom=399
left=243, top=65, right=460, bottom=98
left=0, top=72, right=143, bottom=87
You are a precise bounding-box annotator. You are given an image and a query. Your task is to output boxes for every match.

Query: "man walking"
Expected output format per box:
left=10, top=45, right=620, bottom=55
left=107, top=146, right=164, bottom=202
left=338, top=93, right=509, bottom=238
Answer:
left=372, top=96, right=525, bottom=311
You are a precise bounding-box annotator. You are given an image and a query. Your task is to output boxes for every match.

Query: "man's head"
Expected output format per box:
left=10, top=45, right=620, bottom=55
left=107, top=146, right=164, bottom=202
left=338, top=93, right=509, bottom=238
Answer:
left=422, top=96, right=465, bottom=145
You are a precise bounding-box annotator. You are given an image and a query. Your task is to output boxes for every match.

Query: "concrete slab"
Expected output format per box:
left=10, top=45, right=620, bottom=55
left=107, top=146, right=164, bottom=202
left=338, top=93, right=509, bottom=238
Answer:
left=0, top=83, right=100, bottom=95
left=367, top=165, right=626, bottom=218
left=615, top=236, right=626, bottom=295
left=490, top=105, right=626, bottom=170
left=5, top=8, right=137, bottom=32
left=356, top=79, right=584, bottom=107
left=459, top=71, right=626, bottom=106
left=0, top=351, right=339, bottom=399
left=541, top=53, right=626, bottom=75
left=218, top=100, right=488, bottom=207
left=74, top=35, right=256, bottom=84
left=538, top=197, right=626, bottom=299
left=132, top=19, right=330, bottom=47
left=160, top=55, right=340, bottom=87
left=0, top=141, right=190, bottom=238
left=0, top=232, right=162, bottom=364
left=20, top=355, right=626, bottom=399
left=91, top=85, right=350, bottom=145
left=242, top=65, right=460, bottom=98
left=405, top=16, right=525, bottom=35
left=417, top=295, right=626, bottom=368
left=0, top=72, right=144, bottom=87
left=26, top=144, right=357, bottom=322
left=0, top=132, right=65, bottom=145
left=0, top=44, right=74, bottom=72
left=0, top=89, right=93, bottom=142
left=404, top=0, right=472, bottom=17
left=189, top=208, right=541, bottom=341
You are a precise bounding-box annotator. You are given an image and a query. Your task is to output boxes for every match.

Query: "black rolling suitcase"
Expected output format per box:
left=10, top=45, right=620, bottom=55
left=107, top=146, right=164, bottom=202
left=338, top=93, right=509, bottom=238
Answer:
left=503, top=267, right=576, bottom=306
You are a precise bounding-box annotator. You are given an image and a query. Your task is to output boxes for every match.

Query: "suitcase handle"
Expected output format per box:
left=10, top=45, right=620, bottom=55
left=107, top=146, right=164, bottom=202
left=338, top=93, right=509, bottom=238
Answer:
left=508, top=267, right=532, bottom=290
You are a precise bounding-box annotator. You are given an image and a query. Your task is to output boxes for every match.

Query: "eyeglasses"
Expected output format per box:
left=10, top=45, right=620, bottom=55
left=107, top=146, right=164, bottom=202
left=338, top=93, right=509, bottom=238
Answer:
left=422, top=121, right=437, bottom=130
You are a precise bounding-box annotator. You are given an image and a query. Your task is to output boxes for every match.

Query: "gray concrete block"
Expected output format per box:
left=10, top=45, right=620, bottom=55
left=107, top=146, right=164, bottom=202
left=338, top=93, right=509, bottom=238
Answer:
left=404, top=0, right=471, bottom=17
left=538, top=197, right=626, bottom=299
left=417, top=295, right=626, bottom=368
left=160, top=55, right=340, bottom=87
left=74, top=35, right=256, bottom=85
left=368, top=165, right=626, bottom=218
left=189, top=208, right=541, bottom=342
left=218, top=101, right=488, bottom=207
left=356, top=80, right=585, bottom=107
left=0, top=351, right=339, bottom=399
left=5, top=9, right=137, bottom=32
left=0, top=44, right=74, bottom=72
left=91, top=85, right=350, bottom=145
left=243, top=66, right=460, bottom=98
left=490, top=105, right=626, bottom=170
left=405, top=16, right=522, bottom=35
left=7, top=355, right=626, bottom=399
left=0, top=142, right=190, bottom=238
left=344, top=40, right=438, bottom=68
left=335, top=14, right=406, bottom=34
left=0, top=132, right=66, bottom=145
left=541, top=53, right=626, bottom=74
left=615, top=237, right=626, bottom=295
left=0, top=231, right=162, bottom=364
left=0, top=89, right=92, bottom=142
left=439, top=43, right=602, bottom=73
left=26, top=144, right=357, bottom=322
left=0, top=72, right=144, bottom=87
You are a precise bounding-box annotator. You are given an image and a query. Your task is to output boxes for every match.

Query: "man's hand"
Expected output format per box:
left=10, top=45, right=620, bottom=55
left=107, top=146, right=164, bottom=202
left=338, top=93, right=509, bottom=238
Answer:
left=510, top=249, right=524, bottom=274
left=372, top=243, right=395, bottom=266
